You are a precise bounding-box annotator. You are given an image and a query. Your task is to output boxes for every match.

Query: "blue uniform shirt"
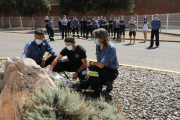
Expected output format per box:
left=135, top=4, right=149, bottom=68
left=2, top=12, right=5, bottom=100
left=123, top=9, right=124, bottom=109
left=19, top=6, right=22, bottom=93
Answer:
left=21, top=39, right=55, bottom=64
left=113, top=20, right=118, bottom=28
left=99, top=19, right=104, bottom=27
left=92, top=20, right=97, bottom=28
left=49, top=20, right=54, bottom=30
left=61, top=18, right=68, bottom=25
left=119, top=20, right=126, bottom=29
left=72, top=19, right=79, bottom=26
left=96, top=42, right=119, bottom=69
left=96, top=20, right=100, bottom=28
left=151, top=19, right=161, bottom=30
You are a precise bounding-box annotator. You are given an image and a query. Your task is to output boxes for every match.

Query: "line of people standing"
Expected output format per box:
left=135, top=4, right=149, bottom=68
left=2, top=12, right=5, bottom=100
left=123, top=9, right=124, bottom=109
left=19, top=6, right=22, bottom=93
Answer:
left=45, top=14, right=161, bottom=47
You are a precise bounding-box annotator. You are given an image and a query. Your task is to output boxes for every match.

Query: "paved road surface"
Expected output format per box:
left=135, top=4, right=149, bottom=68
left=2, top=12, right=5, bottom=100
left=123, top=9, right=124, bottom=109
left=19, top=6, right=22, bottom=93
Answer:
left=0, top=31, right=180, bottom=71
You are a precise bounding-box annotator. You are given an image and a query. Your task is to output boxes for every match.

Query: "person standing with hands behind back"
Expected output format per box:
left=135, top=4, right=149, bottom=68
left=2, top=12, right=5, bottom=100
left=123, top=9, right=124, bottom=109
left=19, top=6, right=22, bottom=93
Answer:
left=143, top=18, right=149, bottom=42
left=61, top=15, right=68, bottom=39
left=149, top=14, right=161, bottom=48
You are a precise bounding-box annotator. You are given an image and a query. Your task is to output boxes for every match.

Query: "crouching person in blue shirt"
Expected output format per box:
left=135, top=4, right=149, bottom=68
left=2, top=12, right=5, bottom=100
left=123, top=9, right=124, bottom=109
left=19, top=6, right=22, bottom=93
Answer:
left=79, top=28, right=119, bottom=97
left=21, top=28, right=56, bottom=67
left=49, top=36, right=88, bottom=80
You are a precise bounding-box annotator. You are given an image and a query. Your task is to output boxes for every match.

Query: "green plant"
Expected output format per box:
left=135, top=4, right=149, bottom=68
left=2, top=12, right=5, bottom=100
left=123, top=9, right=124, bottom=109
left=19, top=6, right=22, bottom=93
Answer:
left=23, top=83, right=124, bottom=120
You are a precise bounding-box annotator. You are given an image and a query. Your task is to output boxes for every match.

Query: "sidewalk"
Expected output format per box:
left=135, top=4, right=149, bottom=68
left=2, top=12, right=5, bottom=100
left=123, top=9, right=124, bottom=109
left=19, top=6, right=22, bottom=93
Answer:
left=0, top=28, right=180, bottom=42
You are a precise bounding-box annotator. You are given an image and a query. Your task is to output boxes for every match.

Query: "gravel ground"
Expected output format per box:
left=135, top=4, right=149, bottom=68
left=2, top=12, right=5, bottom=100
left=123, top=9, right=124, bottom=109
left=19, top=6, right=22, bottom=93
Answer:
left=0, top=59, right=179, bottom=120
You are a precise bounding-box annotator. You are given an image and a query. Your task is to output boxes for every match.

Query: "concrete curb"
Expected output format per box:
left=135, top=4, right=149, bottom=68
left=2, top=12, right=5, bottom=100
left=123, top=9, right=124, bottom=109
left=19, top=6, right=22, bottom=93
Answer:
left=0, top=57, right=179, bottom=73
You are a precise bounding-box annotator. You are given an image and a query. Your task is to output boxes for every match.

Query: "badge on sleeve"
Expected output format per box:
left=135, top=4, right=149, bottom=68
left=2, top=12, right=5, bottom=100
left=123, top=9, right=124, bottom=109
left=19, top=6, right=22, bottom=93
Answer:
left=25, top=49, right=29, bottom=52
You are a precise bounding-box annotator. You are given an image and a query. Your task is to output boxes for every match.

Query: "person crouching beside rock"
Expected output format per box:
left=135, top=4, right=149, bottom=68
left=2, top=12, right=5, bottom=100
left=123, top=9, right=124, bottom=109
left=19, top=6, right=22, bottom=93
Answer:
left=49, top=36, right=88, bottom=81
left=21, top=28, right=56, bottom=68
left=79, top=28, right=119, bottom=98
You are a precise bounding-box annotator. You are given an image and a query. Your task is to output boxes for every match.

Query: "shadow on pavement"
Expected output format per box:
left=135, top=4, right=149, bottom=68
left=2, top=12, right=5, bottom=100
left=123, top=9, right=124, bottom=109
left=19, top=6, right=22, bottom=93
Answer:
left=145, top=47, right=157, bottom=50
left=123, top=43, right=134, bottom=46
left=139, top=41, right=146, bottom=43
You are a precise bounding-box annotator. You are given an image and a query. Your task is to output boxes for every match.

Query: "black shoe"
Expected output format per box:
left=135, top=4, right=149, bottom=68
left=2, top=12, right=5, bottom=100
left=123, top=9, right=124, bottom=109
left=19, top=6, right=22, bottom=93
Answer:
left=156, top=46, right=159, bottom=48
left=86, top=37, right=88, bottom=39
left=93, top=90, right=101, bottom=98
left=103, top=89, right=112, bottom=95
left=78, top=35, right=79, bottom=38
left=149, top=46, right=153, bottom=48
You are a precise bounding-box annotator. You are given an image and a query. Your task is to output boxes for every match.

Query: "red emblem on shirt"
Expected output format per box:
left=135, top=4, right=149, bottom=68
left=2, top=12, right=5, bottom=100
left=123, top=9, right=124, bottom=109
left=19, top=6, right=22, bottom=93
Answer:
left=25, top=49, right=29, bottom=52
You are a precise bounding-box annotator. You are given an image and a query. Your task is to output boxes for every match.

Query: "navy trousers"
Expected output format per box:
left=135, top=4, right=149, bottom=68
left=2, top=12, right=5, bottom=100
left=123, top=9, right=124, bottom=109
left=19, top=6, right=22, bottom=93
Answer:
left=80, top=65, right=118, bottom=90
left=53, top=61, right=87, bottom=80
left=150, top=30, right=159, bottom=47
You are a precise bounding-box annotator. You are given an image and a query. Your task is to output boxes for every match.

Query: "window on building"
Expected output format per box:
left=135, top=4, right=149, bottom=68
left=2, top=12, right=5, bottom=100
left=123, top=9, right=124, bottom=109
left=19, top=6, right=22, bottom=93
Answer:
left=172, top=0, right=174, bottom=5
left=50, top=0, right=58, bottom=5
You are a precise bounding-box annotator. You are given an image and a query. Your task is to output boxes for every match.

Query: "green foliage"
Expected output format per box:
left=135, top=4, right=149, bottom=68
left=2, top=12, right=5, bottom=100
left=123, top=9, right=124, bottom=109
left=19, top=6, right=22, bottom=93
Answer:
left=15, top=0, right=51, bottom=17
left=58, top=0, right=93, bottom=16
left=0, top=0, right=16, bottom=14
left=23, top=83, right=124, bottom=120
left=58, top=0, right=134, bottom=16
left=93, top=0, right=135, bottom=15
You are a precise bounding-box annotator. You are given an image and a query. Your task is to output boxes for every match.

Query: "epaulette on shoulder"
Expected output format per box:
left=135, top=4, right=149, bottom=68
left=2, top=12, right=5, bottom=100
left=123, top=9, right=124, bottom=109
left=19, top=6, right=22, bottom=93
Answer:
left=107, top=44, right=111, bottom=48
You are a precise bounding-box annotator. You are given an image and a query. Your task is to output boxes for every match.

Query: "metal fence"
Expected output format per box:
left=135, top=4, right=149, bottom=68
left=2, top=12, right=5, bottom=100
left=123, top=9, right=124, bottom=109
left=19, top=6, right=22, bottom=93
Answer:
left=1, top=13, right=180, bottom=34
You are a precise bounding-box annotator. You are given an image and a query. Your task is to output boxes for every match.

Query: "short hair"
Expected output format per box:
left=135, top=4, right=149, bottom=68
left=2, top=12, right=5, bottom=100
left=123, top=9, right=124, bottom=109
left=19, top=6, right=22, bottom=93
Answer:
left=35, top=28, right=44, bottom=36
left=155, top=14, right=159, bottom=16
left=121, top=16, right=124, bottom=18
left=64, top=36, right=75, bottom=43
left=93, top=28, right=109, bottom=45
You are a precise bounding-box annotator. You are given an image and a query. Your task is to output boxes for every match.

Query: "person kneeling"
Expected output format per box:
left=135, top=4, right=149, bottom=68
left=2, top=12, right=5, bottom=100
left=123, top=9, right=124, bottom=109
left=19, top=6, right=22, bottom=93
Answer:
left=21, top=28, right=56, bottom=68
left=49, top=36, right=88, bottom=80
left=79, top=28, right=119, bottom=98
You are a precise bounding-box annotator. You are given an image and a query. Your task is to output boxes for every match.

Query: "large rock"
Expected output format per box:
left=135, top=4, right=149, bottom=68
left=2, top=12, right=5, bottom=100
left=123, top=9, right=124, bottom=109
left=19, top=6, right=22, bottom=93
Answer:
left=0, top=57, right=56, bottom=120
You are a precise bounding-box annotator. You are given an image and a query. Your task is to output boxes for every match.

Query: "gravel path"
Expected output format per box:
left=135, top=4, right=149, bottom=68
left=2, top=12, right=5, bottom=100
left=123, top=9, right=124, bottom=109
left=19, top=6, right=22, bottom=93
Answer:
left=0, top=59, right=179, bottom=120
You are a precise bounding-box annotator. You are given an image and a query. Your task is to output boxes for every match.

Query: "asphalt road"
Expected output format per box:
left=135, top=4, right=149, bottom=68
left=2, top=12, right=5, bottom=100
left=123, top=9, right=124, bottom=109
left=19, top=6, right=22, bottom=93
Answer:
left=0, top=31, right=180, bottom=72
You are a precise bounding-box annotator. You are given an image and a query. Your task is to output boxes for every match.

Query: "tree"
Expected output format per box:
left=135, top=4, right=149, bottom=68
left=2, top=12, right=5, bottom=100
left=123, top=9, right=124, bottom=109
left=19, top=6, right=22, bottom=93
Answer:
left=0, top=0, right=16, bottom=14
left=58, top=0, right=134, bottom=17
left=15, top=0, right=51, bottom=28
left=58, top=0, right=71, bottom=16
left=58, top=0, right=93, bottom=16
left=0, top=0, right=16, bottom=27
left=90, top=0, right=134, bottom=16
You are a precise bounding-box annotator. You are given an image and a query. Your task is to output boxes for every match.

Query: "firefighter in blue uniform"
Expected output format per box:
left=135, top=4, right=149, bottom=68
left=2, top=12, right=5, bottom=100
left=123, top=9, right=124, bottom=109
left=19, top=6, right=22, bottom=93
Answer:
left=99, top=16, right=104, bottom=28
left=79, top=28, right=119, bottom=97
left=118, top=16, right=126, bottom=42
left=113, top=17, right=119, bottom=40
left=21, top=28, right=56, bottom=67
left=58, top=17, right=62, bottom=35
left=44, top=16, right=50, bottom=39
left=72, top=17, right=79, bottom=38
left=67, top=17, right=72, bottom=35
left=102, top=17, right=109, bottom=30
left=108, top=17, right=113, bottom=36
left=49, top=17, right=54, bottom=41
left=92, top=17, right=97, bottom=31
left=61, top=15, right=68, bottom=39
left=86, top=18, right=93, bottom=39
left=82, top=17, right=87, bottom=38
left=80, top=17, right=84, bottom=37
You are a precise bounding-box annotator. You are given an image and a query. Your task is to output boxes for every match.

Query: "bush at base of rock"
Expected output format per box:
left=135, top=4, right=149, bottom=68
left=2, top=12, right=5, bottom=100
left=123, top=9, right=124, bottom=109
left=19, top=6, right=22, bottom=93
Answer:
left=22, top=83, right=124, bottom=120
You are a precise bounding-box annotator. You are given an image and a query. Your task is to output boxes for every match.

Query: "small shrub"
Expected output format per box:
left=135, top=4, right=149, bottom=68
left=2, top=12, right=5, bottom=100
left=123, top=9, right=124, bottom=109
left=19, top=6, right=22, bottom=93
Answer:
left=23, top=83, right=124, bottom=120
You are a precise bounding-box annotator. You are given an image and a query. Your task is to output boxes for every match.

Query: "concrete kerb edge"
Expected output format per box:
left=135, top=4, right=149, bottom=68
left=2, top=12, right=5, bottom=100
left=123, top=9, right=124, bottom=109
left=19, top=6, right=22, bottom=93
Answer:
left=87, top=59, right=180, bottom=74
left=0, top=57, right=179, bottom=74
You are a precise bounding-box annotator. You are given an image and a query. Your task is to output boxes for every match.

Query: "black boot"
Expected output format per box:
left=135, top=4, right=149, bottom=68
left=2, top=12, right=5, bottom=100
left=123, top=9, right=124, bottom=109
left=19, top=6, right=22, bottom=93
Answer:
left=103, top=81, right=113, bottom=93
left=94, top=90, right=101, bottom=98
